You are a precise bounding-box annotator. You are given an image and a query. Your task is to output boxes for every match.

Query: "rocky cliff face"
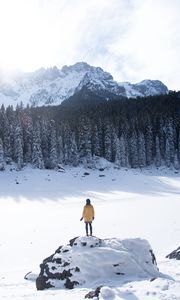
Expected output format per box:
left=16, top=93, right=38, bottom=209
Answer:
left=0, top=62, right=168, bottom=107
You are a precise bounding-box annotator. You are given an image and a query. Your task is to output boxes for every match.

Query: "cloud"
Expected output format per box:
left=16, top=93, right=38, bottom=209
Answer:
left=50, top=0, right=180, bottom=90
left=88, top=0, right=180, bottom=89
left=0, top=0, right=179, bottom=90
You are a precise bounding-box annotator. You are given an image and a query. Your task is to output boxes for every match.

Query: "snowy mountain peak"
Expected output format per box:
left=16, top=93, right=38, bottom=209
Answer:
left=0, top=62, right=168, bottom=107
left=135, top=79, right=168, bottom=96
left=62, top=62, right=113, bottom=84
left=62, top=61, right=92, bottom=73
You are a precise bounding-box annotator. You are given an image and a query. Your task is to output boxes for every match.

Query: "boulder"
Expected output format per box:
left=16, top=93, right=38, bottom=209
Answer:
left=166, top=246, right=180, bottom=260
left=85, top=286, right=102, bottom=299
left=35, top=236, right=159, bottom=290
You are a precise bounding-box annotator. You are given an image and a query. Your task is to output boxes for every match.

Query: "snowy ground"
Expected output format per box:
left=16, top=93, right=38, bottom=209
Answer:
left=1, top=164, right=180, bottom=299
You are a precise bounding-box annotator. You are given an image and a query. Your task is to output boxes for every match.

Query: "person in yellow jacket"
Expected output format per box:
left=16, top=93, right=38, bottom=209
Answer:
left=80, top=199, right=95, bottom=236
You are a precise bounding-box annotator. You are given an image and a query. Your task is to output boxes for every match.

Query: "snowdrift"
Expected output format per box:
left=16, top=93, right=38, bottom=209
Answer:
left=35, top=236, right=160, bottom=290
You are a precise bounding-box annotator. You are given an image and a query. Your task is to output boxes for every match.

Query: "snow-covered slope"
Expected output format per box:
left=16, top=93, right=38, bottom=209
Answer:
left=0, top=62, right=168, bottom=107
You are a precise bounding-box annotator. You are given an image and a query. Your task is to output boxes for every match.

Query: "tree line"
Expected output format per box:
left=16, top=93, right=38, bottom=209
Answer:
left=0, top=91, right=180, bottom=171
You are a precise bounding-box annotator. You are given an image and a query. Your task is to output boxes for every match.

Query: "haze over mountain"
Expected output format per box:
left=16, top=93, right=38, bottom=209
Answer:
left=0, top=62, right=168, bottom=107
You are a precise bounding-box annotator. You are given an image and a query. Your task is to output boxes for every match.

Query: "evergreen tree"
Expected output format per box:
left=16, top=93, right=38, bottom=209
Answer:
left=178, top=133, right=180, bottom=164
left=57, top=136, right=64, bottom=164
left=158, top=116, right=166, bottom=161
left=40, top=119, right=49, bottom=167
left=104, top=122, right=112, bottom=162
left=111, top=126, right=118, bottom=162
left=0, top=106, right=11, bottom=162
left=78, top=118, right=92, bottom=166
left=5, top=105, right=15, bottom=161
left=155, top=135, right=161, bottom=167
left=14, top=122, right=24, bottom=170
left=115, top=135, right=128, bottom=167
left=145, top=117, right=153, bottom=165
left=48, top=120, right=58, bottom=169
left=91, top=124, right=101, bottom=157
left=21, top=110, right=33, bottom=163
left=165, top=138, right=171, bottom=167
left=96, top=118, right=104, bottom=157
left=0, top=138, right=5, bottom=170
left=174, top=150, right=179, bottom=170
left=165, top=119, right=175, bottom=165
left=128, top=131, right=138, bottom=168
left=63, top=143, right=69, bottom=165
left=68, top=133, right=79, bottom=166
left=63, top=123, right=73, bottom=165
left=32, top=122, right=44, bottom=169
left=138, top=132, right=146, bottom=168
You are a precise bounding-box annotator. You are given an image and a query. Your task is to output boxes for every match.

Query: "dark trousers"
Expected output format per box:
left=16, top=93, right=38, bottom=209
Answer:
left=85, top=222, right=92, bottom=236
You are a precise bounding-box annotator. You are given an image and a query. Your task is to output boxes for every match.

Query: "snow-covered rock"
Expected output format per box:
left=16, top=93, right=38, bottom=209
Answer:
left=166, top=246, right=180, bottom=260
left=0, top=62, right=168, bottom=107
left=35, top=236, right=160, bottom=290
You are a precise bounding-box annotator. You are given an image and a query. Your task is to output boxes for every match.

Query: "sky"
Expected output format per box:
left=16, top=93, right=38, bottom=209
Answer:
left=0, top=0, right=179, bottom=90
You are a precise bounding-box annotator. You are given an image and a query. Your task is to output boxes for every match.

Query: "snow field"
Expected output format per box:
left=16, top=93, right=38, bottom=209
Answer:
left=0, top=165, right=180, bottom=299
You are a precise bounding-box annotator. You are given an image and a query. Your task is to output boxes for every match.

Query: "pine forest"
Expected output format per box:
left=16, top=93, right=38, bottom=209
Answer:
left=0, top=91, right=180, bottom=171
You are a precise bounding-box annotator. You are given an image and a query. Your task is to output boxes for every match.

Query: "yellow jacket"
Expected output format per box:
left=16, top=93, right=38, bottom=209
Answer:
left=82, top=204, right=95, bottom=222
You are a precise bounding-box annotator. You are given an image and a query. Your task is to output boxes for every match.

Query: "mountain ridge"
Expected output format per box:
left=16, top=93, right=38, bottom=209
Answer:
left=0, top=62, right=168, bottom=107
